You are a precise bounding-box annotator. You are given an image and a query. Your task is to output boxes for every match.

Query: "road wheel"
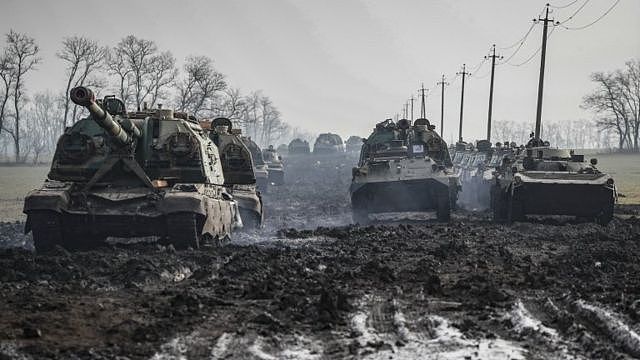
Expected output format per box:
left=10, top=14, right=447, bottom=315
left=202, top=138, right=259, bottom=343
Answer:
left=436, top=194, right=451, bottom=222
left=29, top=211, right=63, bottom=253
left=167, top=213, right=200, bottom=250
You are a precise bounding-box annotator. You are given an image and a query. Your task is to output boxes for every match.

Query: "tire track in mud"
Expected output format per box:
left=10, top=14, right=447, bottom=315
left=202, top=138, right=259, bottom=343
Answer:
left=1, top=154, right=640, bottom=359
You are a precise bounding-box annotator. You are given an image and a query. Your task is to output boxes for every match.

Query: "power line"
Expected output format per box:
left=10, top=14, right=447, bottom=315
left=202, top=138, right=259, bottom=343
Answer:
left=559, top=0, right=621, bottom=30
left=507, top=26, right=556, bottom=67
left=499, top=23, right=536, bottom=50
left=498, top=5, right=547, bottom=51
left=550, top=0, right=581, bottom=9
left=556, top=0, right=591, bottom=25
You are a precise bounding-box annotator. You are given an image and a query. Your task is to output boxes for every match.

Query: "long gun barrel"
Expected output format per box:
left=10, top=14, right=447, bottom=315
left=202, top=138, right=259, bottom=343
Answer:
left=69, top=86, right=140, bottom=146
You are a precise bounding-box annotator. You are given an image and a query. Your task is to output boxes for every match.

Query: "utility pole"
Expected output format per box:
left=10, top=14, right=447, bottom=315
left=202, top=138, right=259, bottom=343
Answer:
left=436, top=75, right=448, bottom=137
left=409, top=96, right=415, bottom=121
left=534, top=3, right=554, bottom=140
left=485, top=44, right=503, bottom=142
left=419, top=83, right=428, bottom=119
left=457, top=64, right=471, bottom=143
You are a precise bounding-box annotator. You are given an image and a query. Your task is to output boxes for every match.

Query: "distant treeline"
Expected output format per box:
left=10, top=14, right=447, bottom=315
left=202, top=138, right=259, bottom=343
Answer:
left=0, top=31, right=314, bottom=163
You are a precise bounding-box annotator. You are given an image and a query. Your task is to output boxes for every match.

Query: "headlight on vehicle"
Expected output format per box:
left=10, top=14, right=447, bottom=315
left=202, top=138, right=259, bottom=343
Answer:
left=606, top=178, right=614, bottom=186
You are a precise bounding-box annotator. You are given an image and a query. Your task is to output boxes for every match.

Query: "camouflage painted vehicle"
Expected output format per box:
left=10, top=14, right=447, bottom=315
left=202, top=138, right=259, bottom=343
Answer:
left=204, top=118, right=264, bottom=228
left=350, top=118, right=458, bottom=223
left=262, top=145, right=285, bottom=185
left=276, top=144, right=288, bottom=155
left=313, top=133, right=345, bottom=154
left=24, top=87, right=239, bottom=252
left=288, top=138, right=310, bottom=154
left=491, top=141, right=616, bottom=224
left=241, top=136, right=269, bottom=193
left=345, top=135, right=363, bottom=153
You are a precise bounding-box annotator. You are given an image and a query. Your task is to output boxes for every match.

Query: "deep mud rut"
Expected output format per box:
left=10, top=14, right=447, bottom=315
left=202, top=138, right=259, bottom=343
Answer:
left=1, top=154, right=640, bottom=359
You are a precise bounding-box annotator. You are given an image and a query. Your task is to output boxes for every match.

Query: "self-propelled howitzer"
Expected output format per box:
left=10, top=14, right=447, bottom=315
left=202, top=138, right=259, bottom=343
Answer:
left=24, top=86, right=240, bottom=252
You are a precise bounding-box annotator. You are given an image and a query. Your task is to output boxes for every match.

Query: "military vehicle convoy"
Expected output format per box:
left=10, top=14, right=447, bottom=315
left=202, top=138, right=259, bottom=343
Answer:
left=491, top=139, right=616, bottom=224
left=350, top=118, right=458, bottom=223
left=262, top=145, right=285, bottom=185
left=24, top=87, right=239, bottom=252
left=241, top=136, right=270, bottom=193
left=456, top=140, right=493, bottom=210
left=204, top=118, right=264, bottom=228
left=346, top=136, right=363, bottom=153
left=288, top=138, right=310, bottom=154
left=313, top=133, right=345, bottom=154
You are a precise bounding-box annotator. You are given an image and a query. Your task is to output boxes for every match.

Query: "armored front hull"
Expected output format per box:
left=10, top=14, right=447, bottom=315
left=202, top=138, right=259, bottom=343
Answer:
left=267, top=168, right=285, bottom=185
left=350, top=175, right=456, bottom=223
left=494, top=172, right=616, bottom=224
left=231, top=184, right=263, bottom=228
left=24, top=181, right=237, bottom=251
left=513, top=181, right=615, bottom=220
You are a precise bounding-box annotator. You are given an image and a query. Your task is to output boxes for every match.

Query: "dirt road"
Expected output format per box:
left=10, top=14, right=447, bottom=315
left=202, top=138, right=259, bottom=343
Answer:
left=1, top=154, right=639, bottom=359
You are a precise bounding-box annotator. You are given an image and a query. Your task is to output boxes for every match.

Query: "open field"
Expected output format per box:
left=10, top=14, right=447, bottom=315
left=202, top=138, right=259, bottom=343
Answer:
left=594, top=153, right=640, bottom=204
left=0, top=165, right=49, bottom=222
left=0, top=153, right=637, bottom=222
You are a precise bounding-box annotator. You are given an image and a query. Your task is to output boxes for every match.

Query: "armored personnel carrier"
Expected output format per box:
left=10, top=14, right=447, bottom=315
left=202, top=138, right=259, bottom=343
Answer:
left=346, top=135, right=363, bottom=153
left=350, top=118, right=458, bottom=223
left=204, top=118, right=264, bottom=228
left=491, top=140, right=616, bottom=224
left=313, top=133, right=345, bottom=154
left=241, top=136, right=269, bottom=193
left=288, top=138, right=310, bottom=154
left=24, top=87, right=239, bottom=252
left=262, top=145, right=285, bottom=185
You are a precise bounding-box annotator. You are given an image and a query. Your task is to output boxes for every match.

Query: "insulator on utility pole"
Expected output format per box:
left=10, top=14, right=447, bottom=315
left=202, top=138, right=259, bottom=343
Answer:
left=436, top=75, right=449, bottom=138
left=457, top=64, right=471, bottom=143
left=485, top=44, right=503, bottom=142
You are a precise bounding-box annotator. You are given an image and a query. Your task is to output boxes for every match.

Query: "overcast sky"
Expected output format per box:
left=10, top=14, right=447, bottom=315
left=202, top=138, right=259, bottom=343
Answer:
left=2, top=0, right=639, bottom=143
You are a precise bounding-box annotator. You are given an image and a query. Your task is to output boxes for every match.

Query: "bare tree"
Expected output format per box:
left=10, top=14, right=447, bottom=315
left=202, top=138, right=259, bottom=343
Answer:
left=583, top=60, right=640, bottom=151
left=175, top=55, right=226, bottom=117
left=23, top=91, right=61, bottom=163
left=0, top=50, right=15, bottom=138
left=2, top=30, right=40, bottom=162
left=108, top=35, right=176, bottom=110
left=57, top=36, right=106, bottom=130
left=220, top=87, right=246, bottom=126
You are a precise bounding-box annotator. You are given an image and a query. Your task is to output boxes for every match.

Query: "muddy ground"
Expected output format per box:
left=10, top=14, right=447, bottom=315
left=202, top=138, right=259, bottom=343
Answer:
left=1, top=154, right=639, bottom=359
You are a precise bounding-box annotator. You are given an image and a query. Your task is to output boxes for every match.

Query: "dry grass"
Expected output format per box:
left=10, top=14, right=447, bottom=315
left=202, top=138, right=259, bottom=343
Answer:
left=0, top=165, right=49, bottom=221
left=0, top=154, right=637, bottom=221
left=593, top=153, right=640, bottom=204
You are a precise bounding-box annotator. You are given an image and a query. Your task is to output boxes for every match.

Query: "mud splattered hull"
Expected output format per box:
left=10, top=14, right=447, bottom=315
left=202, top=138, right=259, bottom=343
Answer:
left=350, top=178, right=450, bottom=214
left=513, top=182, right=615, bottom=217
left=23, top=184, right=236, bottom=250
left=267, top=169, right=285, bottom=185
left=231, top=187, right=263, bottom=227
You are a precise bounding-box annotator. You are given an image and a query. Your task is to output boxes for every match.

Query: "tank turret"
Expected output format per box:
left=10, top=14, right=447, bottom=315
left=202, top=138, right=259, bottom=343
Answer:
left=69, top=86, right=140, bottom=147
